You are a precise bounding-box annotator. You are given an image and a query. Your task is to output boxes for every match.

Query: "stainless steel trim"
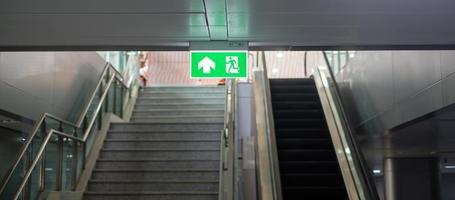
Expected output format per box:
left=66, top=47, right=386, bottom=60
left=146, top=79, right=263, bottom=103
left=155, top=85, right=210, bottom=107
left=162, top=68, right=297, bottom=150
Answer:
left=75, top=63, right=110, bottom=126
left=314, top=68, right=362, bottom=200
left=82, top=75, right=115, bottom=141
left=321, top=52, right=379, bottom=200
left=219, top=79, right=236, bottom=200
left=253, top=51, right=282, bottom=200
left=313, top=55, right=379, bottom=200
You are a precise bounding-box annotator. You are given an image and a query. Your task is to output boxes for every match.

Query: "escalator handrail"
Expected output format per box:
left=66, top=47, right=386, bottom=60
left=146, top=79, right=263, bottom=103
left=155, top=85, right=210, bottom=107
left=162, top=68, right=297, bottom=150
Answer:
left=317, top=52, right=380, bottom=200
left=253, top=51, right=282, bottom=200
left=0, top=62, right=134, bottom=197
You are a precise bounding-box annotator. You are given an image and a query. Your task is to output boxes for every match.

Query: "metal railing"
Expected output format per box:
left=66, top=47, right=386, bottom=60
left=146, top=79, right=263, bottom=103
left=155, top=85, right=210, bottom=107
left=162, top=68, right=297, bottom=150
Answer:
left=252, top=51, right=282, bottom=200
left=311, top=52, right=379, bottom=200
left=219, top=79, right=236, bottom=200
left=0, top=63, right=138, bottom=200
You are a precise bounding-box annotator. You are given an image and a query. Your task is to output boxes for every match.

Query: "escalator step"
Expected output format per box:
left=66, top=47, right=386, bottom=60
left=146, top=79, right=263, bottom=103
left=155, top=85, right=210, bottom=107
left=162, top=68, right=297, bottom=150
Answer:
left=272, top=101, right=321, bottom=109
left=275, top=129, right=330, bottom=139
left=270, top=79, right=315, bottom=85
left=270, top=85, right=317, bottom=93
left=280, top=173, right=345, bottom=187
left=279, top=161, right=339, bottom=173
left=274, top=119, right=327, bottom=129
left=277, top=138, right=332, bottom=149
left=282, top=186, right=349, bottom=199
left=278, top=149, right=336, bottom=161
left=273, top=109, right=324, bottom=119
left=271, top=93, right=319, bottom=101
left=270, top=78, right=349, bottom=200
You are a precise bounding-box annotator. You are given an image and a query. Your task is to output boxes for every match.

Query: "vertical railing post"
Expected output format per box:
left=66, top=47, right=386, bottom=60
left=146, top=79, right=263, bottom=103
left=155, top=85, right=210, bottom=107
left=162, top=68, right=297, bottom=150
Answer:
left=38, top=119, right=47, bottom=192
left=98, top=85, right=103, bottom=130
left=72, top=127, right=78, bottom=190
left=82, top=116, right=88, bottom=170
left=23, top=143, right=31, bottom=200
left=113, top=80, right=117, bottom=114
left=39, top=120, right=47, bottom=192
left=56, top=123, right=63, bottom=191
left=105, top=68, right=110, bottom=113
left=120, top=85, right=124, bottom=118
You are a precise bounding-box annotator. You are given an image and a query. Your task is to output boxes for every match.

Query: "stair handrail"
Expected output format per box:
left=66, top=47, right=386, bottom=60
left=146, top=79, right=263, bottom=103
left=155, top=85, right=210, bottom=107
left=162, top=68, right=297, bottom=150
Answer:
left=311, top=51, right=380, bottom=200
left=219, top=79, right=236, bottom=200
left=252, top=51, right=282, bottom=200
left=0, top=62, right=137, bottom=200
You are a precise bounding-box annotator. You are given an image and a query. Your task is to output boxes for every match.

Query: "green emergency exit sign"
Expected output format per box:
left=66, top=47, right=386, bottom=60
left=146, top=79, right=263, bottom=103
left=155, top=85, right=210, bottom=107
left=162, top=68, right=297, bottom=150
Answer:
left=190, top=51, right=248, bottom=78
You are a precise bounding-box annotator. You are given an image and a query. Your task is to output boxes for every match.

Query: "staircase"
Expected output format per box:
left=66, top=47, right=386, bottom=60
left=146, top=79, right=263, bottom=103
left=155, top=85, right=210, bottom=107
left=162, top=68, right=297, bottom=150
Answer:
left=270, top=79, right=349, bottom=199
left=83, top=86, right=225, bottom=200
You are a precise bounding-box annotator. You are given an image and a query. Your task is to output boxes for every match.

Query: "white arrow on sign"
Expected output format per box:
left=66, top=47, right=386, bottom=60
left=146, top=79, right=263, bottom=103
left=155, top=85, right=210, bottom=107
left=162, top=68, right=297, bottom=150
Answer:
left=198, top=57, right=216, bottom=74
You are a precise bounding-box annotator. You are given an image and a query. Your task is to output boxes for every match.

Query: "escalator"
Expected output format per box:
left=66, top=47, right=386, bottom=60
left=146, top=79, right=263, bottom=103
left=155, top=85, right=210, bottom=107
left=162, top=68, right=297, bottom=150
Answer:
left=270, top=78, right=348, bottom=199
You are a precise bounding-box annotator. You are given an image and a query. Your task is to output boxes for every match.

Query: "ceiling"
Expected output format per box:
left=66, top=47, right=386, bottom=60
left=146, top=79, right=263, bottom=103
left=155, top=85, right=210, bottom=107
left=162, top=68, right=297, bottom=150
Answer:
left=1, top=0, right=455, bottom=50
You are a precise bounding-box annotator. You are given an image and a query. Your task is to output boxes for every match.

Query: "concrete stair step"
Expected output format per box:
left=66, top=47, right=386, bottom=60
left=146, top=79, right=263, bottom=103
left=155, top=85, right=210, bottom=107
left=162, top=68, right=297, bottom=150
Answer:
left=139, top=92, right=224, bottom=98
left=87, top=180, right=218, bottom=192
left=84, top=192, right=218, bottom=200
left=96, top=159, right=220, bottom=170
left=103, top=139, right=221, bottom=149
left=84, top=86, right=224, bottom=200
left=143, top=86, right=224, bottom=92
left=107, top=132, right=221, bottom=140
left=132, top=109, right=224, bottom=117
left=91, top=169, right=219, bottom=180
left=110, top=123, right=223, bottom=132
left=136, top=97, right=225, bottom=104
left=135, top=103, right=224, bottom=110
left=99, top=149, right=220, bottom=160
left=130, top=116, right=224, bottom=123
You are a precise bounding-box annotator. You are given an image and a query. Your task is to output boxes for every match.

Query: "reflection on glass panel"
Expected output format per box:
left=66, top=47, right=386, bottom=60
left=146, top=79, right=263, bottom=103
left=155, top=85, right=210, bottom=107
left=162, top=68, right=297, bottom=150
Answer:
left=44, top=134, right=58, bottom=191
left=333, top=51, right=340, bottom=73
left=97, top=51, right=127, bottom=74
left=29, top=158, right=41, bottom=200
left=62, top=138, right=75, bottom=190
left=75, top=128, right=84, bottom=180
left=340, top=51, right=347, bottom=69
left=0, top=159, right=25, bottom=200
left=325, top=51, right=356, bottom=75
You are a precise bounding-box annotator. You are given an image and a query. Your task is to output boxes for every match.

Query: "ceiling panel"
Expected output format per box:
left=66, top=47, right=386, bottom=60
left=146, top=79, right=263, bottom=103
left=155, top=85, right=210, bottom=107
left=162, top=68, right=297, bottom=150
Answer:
left=230, top=25, right=455, bottom=46
left=229, top=13, right=453, bottom=28
left=0, top=0, right=205, bottom=13
left=0, top=14, right=210, bottom=46
left=1, top=0, right=455, bottom=48
left=227, top=0, right=455, bottom=14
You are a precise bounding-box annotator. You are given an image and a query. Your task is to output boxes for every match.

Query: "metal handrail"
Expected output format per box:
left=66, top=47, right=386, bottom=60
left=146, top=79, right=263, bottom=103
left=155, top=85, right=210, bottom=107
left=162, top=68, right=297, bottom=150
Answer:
left=253, top=51, right=282, bottom=200
left=11, top=75, right=116, bottom=200
left=75, top=63, right=129, bottom=126
left=0, top=63, right=133, bottom=198
left=314, top=52, right=379, bottom=200
left=219, top=79, right=236, bottom=200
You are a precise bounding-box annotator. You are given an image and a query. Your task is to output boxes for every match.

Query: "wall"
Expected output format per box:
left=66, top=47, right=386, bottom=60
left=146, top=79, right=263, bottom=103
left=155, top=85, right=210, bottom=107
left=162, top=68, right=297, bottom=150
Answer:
left=330, top=50, right=455, bottom=200
left=335, top=50, right=455, bottom=137
left=0, top=52, right=106, bottom=122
